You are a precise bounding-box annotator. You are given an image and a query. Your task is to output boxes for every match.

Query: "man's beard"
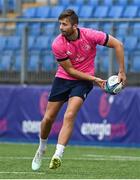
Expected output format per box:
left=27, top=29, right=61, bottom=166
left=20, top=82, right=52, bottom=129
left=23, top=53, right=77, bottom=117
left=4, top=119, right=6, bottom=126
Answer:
left=61, top=30, right=74, bottom=38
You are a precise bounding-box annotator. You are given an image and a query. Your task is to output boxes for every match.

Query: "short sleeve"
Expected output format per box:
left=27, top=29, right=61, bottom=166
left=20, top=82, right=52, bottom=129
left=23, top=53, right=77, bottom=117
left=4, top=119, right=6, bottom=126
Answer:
left=52, top=38, right=68, bottom=61
left=86, top=28, right=109, bottom=46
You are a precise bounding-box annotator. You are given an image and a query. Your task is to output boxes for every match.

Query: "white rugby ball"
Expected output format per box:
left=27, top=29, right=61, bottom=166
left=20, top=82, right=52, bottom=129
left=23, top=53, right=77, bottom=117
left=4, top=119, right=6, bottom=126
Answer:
left=104, top=75, right=123, bottom=95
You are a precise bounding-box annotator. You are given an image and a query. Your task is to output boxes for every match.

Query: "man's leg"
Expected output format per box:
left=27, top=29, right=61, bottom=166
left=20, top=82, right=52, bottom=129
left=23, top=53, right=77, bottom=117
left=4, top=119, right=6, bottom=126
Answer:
left=32, top=101, right=64, bottom=171
left=49, top=96, right=83, bottom=169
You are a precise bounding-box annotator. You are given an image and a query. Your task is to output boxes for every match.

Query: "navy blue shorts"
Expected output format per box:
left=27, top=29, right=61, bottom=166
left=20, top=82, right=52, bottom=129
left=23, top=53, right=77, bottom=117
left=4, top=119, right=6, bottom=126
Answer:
left=48, top=77, right=93, bottom=102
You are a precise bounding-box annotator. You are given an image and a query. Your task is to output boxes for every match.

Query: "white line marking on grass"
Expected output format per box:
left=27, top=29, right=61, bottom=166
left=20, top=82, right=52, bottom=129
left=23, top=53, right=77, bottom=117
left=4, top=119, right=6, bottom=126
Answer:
left=1, top=155, right=140, bottom=161
left=0, top=171, right=44, bottom=175
left=84, top=154, right=140, bottom=161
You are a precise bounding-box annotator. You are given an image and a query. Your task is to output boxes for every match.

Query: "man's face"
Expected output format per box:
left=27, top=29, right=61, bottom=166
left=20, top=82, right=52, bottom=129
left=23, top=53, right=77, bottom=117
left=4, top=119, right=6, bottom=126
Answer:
left=59, top=18, right=75, bottom=37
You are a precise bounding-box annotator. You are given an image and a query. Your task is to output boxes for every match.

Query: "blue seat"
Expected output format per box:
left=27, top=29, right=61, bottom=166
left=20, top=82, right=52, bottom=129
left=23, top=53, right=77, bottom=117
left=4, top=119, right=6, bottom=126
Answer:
left=132, top=23, right=140, bottom=37
left=0, top=36, right=7, bottom=51
left=29, top=23, right=42, bottom=35
left=79, top=6, right=94, bottom=18
left=131, top=0, right=140, bottom=5
left=87, top=23, right=99, bottom=30
left=136, top=39, right=140, bottom=50
left=43, top=23, right=56, bottom=35
left=78, top=22, right=85, bottom=27
left=50, top=6, right=64, bottom=18
left=66, top=5, right=80, bottom=14
left=0, top=0, right=16, bottom=12
left=36, top=6, right=50, bottom=18
left=59, top=0, right=72, bottom=6
left=86, top=0, right=99, bottom=6
left=100, top=53, right=109, bottom=72
left=131, top=55, right=140, bottom=72
left=102, top=0, right=113, bottom=6
left=93, top=6, right=109, bottom=18
left=28, top=36, right=36, bottom=50
left=102, top=23, right=111, bottom=33
left=122, top=6, right=138, bottom=18
left=6, top=36, right=21, bottom=50
left=0, top=0, right=3, bottom=12
left=116, top=36, right=124, bottom=43
left=28, top=54, right=40, bottom=71
left=16, top=23, right=27, bottom=35
left=42, top=54, right=55, bottom=71
left=116, top=23, right=129, bottom=36
left=22, top=7, right=36, bottom=18
left=124, top=36, right=138, bottom=51
left=108, top=6, right=123, bottom=18
left=75, top=0, right=85, bottom=5
left=31, top=36, right=50, bottom=50
left=0, top=53, right=12, bottom=71
left=114, top=0, right=128, bottom=5
left=13, top=53, right=21, bottom=71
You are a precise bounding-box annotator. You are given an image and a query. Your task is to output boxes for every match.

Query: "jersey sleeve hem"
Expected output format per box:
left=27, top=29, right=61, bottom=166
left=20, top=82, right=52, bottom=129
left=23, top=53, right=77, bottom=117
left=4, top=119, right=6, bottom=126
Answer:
left=103, top=34, right=109, bottom=46
left=57, top=57, right=69, bottom=62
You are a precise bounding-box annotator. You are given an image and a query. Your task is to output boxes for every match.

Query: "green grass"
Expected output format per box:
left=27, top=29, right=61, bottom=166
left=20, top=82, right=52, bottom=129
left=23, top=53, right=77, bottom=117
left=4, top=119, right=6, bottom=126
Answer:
left=0, top=143, right=140, bottom=179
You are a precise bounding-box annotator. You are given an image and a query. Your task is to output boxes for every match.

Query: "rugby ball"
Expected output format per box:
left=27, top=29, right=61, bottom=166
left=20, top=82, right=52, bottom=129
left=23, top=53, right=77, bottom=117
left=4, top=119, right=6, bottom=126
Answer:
left=104, top=75, right=123, bottom=95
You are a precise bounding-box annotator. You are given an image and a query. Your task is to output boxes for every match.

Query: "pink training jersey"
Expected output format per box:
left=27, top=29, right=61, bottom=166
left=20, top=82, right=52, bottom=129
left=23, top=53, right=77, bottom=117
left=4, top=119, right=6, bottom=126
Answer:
left=52, top=27, right=108, bottom=80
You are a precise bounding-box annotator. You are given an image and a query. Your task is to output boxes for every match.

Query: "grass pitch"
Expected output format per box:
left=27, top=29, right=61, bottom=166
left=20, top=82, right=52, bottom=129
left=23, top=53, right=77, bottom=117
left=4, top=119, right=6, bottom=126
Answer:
left=0, top=143, right=140, bottom=179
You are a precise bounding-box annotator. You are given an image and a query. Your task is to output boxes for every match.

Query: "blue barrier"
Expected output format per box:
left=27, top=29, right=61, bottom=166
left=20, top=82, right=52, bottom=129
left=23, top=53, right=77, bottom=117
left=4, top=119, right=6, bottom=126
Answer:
left=0, top=85, right=140, bottom=147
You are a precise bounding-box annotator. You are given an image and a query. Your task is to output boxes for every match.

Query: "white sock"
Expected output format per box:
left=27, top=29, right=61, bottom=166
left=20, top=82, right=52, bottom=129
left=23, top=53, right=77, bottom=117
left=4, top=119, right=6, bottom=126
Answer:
left=38, top=138, right=48, bottom=154
left=54, top=144, right=65, bottom=158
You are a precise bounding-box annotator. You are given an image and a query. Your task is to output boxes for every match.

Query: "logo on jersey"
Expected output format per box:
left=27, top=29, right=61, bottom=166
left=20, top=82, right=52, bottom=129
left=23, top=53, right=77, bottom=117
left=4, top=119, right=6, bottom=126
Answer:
left=66, top=51, right=72, bottom=55
left=84, top=44, right=91, bottom=51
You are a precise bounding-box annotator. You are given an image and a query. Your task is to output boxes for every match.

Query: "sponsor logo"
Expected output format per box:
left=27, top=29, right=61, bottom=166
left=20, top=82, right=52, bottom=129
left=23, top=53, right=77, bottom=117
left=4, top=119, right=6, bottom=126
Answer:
left=81, top=120, right=111, bottom=140
left=81, top=120, right=127, bottom=140
left=22, top=120, right=40, bottom=133
left=22, top=120, right=62, bottom=135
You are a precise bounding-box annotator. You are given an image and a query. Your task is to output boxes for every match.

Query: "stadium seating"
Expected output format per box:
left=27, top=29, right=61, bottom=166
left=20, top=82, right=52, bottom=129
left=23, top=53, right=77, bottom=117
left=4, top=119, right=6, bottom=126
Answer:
left=0, top=52, right=13, bottom=71
left=28, top=36, right=36, bottom=50
left=132, top=23, right=140, bottom=36
left=79, top=6, right=94, bottom=18
left=1, top=0, right=140, bottom=74
left=132, top=0, right=140, bottom=6
left=50, top=5, right=64, bottom=18
left=102, top=0, right=114, bottom=6
left=131, top=55, right=140, bottom=72
left=93, top=6, right=109, bottom=18
left=114, top=0, right=128, bottom=5
left=29, top=23, right=42, bottom=35
left=116, top=23, right=129, bottom=36
left=22, top=7, right=37, bottom=18
left=87, top=0, right=99, bottom=6
left=108, top=6, right=124, bottom=18
left=35, top=6, right=50, bottom=18
left=59, top=0, right=72, bottom=6
left=31, top=36, right=50, bottom=50
left=41, top=54, right=56, bottom=71
left=28, top=53, right=40, bottom=71
left=66, top=5, right=80, bottom=14
left=0, top=36, right=7, bottom=51
left=6, top=36, right=21, bottom=50
left=16, top=23, right=27, bottom=35
left=124, top=36, right=138, bottom=51
left=43, top=23, right=56, bottom=35
left=122, top=6, right=138, bottom=18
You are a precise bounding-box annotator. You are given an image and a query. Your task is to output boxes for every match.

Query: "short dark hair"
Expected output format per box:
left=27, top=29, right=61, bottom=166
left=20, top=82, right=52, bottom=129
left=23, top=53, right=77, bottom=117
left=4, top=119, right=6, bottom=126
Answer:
left=58, top=9, right=79, bottom=25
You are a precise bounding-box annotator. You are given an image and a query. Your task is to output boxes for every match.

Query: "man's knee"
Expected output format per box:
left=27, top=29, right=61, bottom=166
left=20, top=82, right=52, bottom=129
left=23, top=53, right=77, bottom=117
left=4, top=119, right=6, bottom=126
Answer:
left=64, top=111, right=75, bottom=121
left=43, top=114, right=55, bottom=124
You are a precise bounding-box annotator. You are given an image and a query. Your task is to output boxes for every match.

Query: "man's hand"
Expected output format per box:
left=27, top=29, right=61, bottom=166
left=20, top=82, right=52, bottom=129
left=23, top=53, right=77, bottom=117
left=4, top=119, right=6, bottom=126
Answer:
left=93, top=77, right=106, bottom=89
left=118, top=71, right=127, bottom=87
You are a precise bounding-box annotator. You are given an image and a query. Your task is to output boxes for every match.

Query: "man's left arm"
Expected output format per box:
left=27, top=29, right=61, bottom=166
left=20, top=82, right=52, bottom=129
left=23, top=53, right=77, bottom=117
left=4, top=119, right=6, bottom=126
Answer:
left=105, top=34, right=126, bottom=86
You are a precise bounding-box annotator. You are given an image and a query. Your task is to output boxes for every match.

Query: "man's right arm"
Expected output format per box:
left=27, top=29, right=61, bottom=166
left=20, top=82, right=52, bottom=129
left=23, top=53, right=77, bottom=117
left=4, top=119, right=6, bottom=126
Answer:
left=58, top=59, right=106, bottom=89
